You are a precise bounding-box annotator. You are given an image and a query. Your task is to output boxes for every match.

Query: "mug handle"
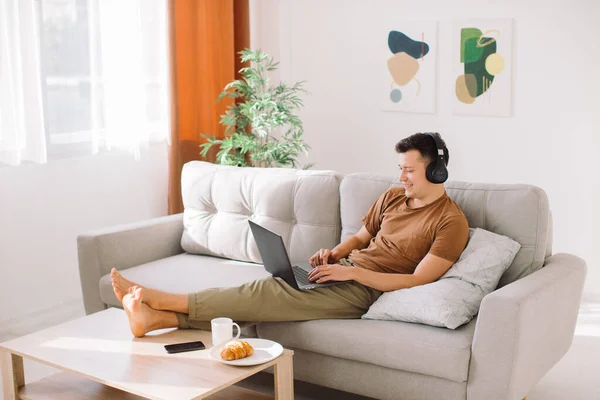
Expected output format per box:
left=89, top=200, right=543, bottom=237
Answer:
left=233, top=322, right=241, bottom=340
left=213, top=322, right=243, bottom=349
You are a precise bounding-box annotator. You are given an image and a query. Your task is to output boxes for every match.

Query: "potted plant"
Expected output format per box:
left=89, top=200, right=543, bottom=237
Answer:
left=200, top=49, right=313, bottom=169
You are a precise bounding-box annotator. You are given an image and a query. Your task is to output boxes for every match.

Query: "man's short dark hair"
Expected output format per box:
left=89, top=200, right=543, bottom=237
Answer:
left=395, top=132, right=449, bottom=167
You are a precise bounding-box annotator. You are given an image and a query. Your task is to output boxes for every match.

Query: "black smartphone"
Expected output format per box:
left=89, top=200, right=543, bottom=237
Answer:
left=164, top=340, right=206, bottom=354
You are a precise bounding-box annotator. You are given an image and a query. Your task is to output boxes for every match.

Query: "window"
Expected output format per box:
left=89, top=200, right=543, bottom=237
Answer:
left=0, top=0, right=169, bottom=165
left=37, top=0, right=93, bottom=158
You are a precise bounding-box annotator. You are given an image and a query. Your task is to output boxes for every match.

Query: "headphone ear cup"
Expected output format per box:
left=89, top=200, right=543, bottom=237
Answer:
left=426, top=161, right=437, bottom=183
left=426, top=161, right=448, bottom=184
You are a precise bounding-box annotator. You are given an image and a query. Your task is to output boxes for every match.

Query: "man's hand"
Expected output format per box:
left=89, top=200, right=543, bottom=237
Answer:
left=308, top=264, right=355, bottom=283
left=309, top=248, right=339, bottom=267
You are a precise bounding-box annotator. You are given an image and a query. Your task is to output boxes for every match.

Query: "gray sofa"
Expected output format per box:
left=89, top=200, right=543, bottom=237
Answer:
left=78, top=161, right=587, bottom=400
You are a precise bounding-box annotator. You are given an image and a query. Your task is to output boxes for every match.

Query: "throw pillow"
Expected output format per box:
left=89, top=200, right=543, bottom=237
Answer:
left=361, top=228, right=522, bottom=329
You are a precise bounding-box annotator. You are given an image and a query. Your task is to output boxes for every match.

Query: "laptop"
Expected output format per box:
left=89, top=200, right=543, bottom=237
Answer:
left=248, top=220, right=346, bottom=290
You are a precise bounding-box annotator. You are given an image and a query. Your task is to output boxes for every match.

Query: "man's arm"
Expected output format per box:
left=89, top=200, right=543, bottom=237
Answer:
left=351, top=253, right=455, bottom=292
left=308, top=252, right=455, bottom=291
left=310, top=226, right=373, bottom=266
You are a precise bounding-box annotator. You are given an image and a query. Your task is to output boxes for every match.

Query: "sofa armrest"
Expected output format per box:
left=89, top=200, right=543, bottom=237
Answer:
left=77, top=213, right=185, bottom=315
left=467, top=253, right=587, bottom=400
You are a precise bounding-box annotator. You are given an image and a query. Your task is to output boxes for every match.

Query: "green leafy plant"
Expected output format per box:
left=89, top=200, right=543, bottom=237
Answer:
left=200, top=49, right=313, bottom=169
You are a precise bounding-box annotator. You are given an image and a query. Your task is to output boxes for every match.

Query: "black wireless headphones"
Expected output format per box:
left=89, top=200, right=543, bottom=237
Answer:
left=423, top=132, right=448, bottom=184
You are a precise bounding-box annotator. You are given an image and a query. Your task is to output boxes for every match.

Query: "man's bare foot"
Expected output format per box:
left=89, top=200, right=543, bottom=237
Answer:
left=122, top=286, right=179, bottom=337
left=111, top=268, right=137, bottom=302
left=112, top=268, right=175, bottom=312
left=111, top=268, right=157, bottom=307
left=122, top=286, right=152, bottom=337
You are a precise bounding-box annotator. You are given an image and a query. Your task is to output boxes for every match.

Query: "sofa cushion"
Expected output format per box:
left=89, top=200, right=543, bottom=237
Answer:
left=340, top=173, right=550, bottom=287
left=100, top=253, right=272, bottom=308
left=362, top=228, right=521, bottom=329
left=256, top=317, right=476, bottom=383
left=180, top=161, right=342, bottom=265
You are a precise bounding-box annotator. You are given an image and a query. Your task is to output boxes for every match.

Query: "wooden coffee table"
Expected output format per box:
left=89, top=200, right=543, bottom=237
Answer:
left=0, top=308, right=294, bottom=399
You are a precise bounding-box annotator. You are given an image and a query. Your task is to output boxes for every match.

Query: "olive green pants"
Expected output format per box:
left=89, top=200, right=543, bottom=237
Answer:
left=175, top=276, right=382, bottom=330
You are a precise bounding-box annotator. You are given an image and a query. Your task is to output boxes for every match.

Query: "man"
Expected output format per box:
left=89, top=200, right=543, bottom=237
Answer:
left=112, top=132, right=469, bottom=337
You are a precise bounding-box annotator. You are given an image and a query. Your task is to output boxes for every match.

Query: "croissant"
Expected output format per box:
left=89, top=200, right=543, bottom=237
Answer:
left=220, top=340, right=254, bottom=361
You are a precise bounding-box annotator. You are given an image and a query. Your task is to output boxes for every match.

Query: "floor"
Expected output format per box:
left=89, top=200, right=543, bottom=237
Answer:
left=1, top=300, right=599, bottom=400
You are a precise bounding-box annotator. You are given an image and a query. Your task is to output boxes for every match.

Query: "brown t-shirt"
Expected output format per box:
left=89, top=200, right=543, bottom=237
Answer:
left=348, top=187, right=469, bottom=274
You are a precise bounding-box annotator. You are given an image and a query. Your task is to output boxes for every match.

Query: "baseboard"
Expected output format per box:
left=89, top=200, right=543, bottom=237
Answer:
left=0, top=297, right=86, bottom=343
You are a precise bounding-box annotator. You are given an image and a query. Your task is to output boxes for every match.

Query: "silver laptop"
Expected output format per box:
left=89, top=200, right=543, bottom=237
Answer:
left=248, top=220, right=345, bottom=290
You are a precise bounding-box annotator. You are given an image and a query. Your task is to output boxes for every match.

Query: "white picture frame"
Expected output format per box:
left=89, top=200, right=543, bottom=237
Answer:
left=380, top=20, right=438, bottom=115
left=452, top=18, right=513, bottom=117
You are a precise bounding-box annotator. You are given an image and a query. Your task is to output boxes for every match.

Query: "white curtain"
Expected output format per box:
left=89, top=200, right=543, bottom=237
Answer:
left=0, top=0, right=47, bottom=166
left=0, top=0, right=169, bottom=166
left=91, top=0, right=170, bottom=158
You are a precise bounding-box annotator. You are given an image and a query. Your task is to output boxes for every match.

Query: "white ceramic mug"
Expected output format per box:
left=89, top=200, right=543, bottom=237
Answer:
left=211, top=317, right=241, bottom=347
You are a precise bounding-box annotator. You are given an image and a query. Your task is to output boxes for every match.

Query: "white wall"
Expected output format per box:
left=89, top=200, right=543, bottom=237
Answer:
left=0, top=145, right=169, bottom=324
left=251, top=0, right=600, bottom=296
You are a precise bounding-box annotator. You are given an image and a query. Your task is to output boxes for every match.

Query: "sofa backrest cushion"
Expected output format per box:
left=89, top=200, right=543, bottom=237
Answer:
left=180, top=162, right=342, bottom=264
left=340, top=173, right=551, bottom=287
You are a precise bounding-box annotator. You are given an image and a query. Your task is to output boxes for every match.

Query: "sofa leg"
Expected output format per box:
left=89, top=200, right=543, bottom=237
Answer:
left=523, top=397, right=527, bottom=400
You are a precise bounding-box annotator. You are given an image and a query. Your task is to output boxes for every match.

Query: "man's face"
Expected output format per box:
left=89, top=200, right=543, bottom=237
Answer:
left=398, top=150, right=430, bottom=199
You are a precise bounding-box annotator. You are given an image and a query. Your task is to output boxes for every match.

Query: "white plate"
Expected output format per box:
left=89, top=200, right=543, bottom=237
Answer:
left=210, top=338, right=283, bottom=366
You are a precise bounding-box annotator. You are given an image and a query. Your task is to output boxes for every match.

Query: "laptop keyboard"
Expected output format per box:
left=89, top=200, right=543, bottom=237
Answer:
left=292, top=265, right=312, bottom=285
